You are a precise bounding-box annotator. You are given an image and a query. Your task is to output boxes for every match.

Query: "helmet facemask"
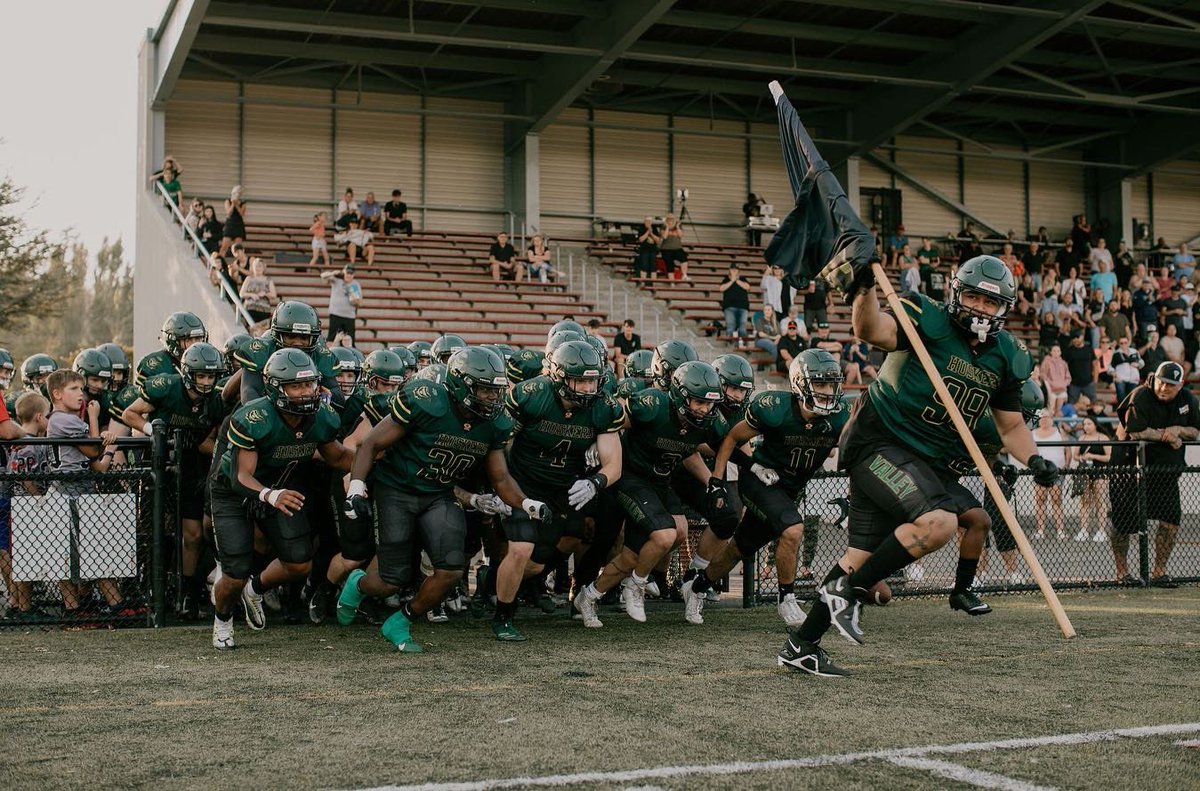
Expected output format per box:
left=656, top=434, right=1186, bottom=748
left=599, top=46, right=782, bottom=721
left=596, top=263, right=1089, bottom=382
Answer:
left=794, top=365, right=844, bottom=416
left=949, top=281, right=1012, bottom=343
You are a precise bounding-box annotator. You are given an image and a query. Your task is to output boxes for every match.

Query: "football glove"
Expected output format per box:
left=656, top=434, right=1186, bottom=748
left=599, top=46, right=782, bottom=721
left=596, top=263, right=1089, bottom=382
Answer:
left=818, top=254, right=877, bottom=305
left=343, top=480, right=371, bottom=521
left=706, top=477, right=728, bottom=510
left=1027, top=455, right=1061, bottom=488
left=751, top=463, right=779, bottom=486
left=584, top=442, right=600, bottom=469
left=522, top=498, right=552, bottom=524
left=469, top=493, right=511, bottom=516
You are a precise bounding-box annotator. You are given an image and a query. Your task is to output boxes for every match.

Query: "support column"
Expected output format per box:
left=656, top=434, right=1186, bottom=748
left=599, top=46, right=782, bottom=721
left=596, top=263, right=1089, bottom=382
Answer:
left=833, top=158, right=860, bottom=219
left=507, top=132, right=541, bottom=237
left=1095, top=174, right=1134, bottom=250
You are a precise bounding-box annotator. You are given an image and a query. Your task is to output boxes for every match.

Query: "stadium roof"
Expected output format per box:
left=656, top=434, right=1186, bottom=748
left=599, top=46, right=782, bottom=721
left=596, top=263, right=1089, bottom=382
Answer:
left=153, top=0, right=1200, bottom=174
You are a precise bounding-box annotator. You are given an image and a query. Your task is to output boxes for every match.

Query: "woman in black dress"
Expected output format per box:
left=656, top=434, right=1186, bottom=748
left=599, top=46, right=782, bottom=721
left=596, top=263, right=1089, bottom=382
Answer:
left=220, top=185, right=247, bottom=256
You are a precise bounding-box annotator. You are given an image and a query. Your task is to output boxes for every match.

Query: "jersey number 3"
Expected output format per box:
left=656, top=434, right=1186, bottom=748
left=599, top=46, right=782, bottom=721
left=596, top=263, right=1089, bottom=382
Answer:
left=921, top=375, right=988, bottom=430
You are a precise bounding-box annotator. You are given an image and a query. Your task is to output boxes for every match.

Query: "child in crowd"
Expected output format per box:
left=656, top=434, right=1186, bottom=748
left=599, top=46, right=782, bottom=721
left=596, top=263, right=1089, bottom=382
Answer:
left=309, top=212, right=331, bottom=268
left=3, top=393, right=52, bottom=620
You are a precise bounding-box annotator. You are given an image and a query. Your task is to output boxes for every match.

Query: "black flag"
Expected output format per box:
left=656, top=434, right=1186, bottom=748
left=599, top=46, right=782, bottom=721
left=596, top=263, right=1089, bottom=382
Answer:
left=763, top=81, right=876, bottom=298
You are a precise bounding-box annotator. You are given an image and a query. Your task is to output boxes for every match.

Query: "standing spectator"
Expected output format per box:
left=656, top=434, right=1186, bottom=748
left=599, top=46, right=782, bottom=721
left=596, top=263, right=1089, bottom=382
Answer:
left=1056, top=290, right=1086, bottom=336
left=1059, top=265, right=1087, bottom=306
left=199, top=205, right=223, bottom=255
left=1070, top=214, right=1092, bottom=256
left=150, top=156, right=183, bottom=205
left=799, top=276, right=829, bottom=330
left=335, top=188, right=359, bottom=231
left=1089, top=257, right=1117, bottom=302
left=1086, top=288, right=1105, bottom=348
left=342, top=217, right=376, bottom=266
left=360, top=192, right=383, bottom=233
left=659, top=214, right=688, bottom=280
left=321, top=265, right=362, bottom=343
left=1038, top=311, right=1060, bottom=356
left=1121, top=361, right=1200, bottom=586
left=1063, top=331, right=1098, bottom=404
left=1173, top=243, right=1195, bottom=278
left=742, top=193, right=765, bottom=245
left=751, top=304, right=780, bottom=368
left=183, top=198, right=204, bottom=234
left=1098, top=298, right=1131, bottom=343
left=719, top=264, right=751, bottom=344
left=1139, top=326, right=1164, bottom=381
left=633, top=217, right=660, bottom=280
left=760, top=264, right=783, bottom=314
left=612, top=320, right=641, bottom=370
left=1040, top=344, right=1070, bottom=415
left=1055, top=239, right=1081, bottom=273
left=219, top=185, right=247, bottom=257
left=489, top=231, right=521, bottom=282
left=1132, top=279, right=1159, bottom=335
left=308, top=212, right=331, bottom=268
left=1022, top=242, right=1044, bottom=283
left=1094, top=336, right=1115, bottom=388
left=208, top=251, right=237, bottom=294
left=1158, top=284, right=1188, bottom=338
left=1111, top=335, right=1143, bottom=403
left=239, top=258, right=279, bottom=324
left=1158, top=323, right=1188, bottom=378
left=526, top=234, right=554, bottom=283
left=384, top=189, right=413, bottom=236
left=1073, top=417, right=1111, bottom=542
left=1129, top=262, right=1148, bottom=293
left=1114, top=240, right=1135, bottom=288
left=1031, top=411, right=1071, bottom=540
left=775, top=320, right=804, bottom=374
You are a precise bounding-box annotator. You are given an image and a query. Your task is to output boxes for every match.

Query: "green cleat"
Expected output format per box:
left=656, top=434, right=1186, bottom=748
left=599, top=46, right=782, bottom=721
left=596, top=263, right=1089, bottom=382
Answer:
left=336, top=569, right=366, bottom=626
left=492, top=620, right=528, bottom=642
left=381, top=610, right=423, bottom=653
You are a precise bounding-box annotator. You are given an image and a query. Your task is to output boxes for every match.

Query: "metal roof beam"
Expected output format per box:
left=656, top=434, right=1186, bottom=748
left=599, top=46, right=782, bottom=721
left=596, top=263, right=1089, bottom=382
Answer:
left=659, top=9, right=953, bottom=53
left=1120, top=114, right=1200, bottom=179
left=153, top=0, right=210, bottom=106
left=417, top=0, right=606, bottom=19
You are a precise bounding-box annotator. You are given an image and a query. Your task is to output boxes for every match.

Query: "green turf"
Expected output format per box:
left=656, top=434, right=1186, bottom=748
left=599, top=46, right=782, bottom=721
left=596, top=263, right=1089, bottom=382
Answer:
left=2, top=588, right=1199, bottom=790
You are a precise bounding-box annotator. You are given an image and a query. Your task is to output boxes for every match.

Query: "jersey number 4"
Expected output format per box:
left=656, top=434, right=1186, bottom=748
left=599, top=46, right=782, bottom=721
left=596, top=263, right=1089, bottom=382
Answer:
left=921, top=375, right=988, bottom=430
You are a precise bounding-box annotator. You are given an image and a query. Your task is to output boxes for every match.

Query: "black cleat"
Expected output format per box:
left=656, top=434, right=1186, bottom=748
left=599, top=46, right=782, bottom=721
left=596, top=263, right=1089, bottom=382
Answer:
left=819, top=575, right=865, bottom=645
left=949, top=589, right=993, bottom=615
left=180, top=591, right=200, bottom=622
left=308, top=583, right=335, bottom=625
left=777, top=636, right=850, bottom=677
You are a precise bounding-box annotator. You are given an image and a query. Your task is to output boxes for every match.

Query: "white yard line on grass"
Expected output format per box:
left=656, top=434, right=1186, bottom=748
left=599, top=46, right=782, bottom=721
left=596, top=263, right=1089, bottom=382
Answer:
left=353, top=722, right=1200, bottom=791
left=888, top=756, right=1055, bottom=791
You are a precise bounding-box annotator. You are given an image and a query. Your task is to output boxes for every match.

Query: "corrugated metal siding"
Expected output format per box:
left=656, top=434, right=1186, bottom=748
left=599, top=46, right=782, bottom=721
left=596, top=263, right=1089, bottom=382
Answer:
left=964, top=144, right=1025, bottom=239
left=334, top=90, right=422, bottom=228
left=594, top=110, right=669, bottom=221
left=859, top=154, right=893, bottom=222
left=673, top=117, right=746, bottom=243
left=540, top=107, right=592, bottom=239
left=894, top=135, right=961, bottom=238
left=1028, top=154, right=1084, bottom=242
left=1129, top=176, right=1150, bottom=232
left=163, top=79, right=240, bottom=201
left=1151, top=162, right=1200, bottom=246
left=749, top=122, right=791, bottom=217
left=242, top=85, right=332, bottom=207
left=424, top=97, right=505, bottom=231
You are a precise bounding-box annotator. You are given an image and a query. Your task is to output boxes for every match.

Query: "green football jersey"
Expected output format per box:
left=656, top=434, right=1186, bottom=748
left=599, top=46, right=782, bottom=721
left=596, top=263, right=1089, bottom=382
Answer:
left=945, top=412, right=1003, bottom=478
left=136, top=350, right=177, bottom=386
left=744, top=391, right=849, bottom=484
left=615, top=377, right=649, bottom=400
left=370, top=379, right=514, bottom=495
left=139, top=373, right=224, bottom=451
left=623, top=388, right=728, bottom=482
left=220, top=397, right=340, bottom=487
left=361, top=390, right=395, bottom=427
left=506, top=375, right=624, bottom=489
left=236, top=334, right=341, bottom=383
left=337, top=386, right=369, bottom=438
left=108, top=384, right=142, bottom=427
left=856, top=292, right=1031, bottom=469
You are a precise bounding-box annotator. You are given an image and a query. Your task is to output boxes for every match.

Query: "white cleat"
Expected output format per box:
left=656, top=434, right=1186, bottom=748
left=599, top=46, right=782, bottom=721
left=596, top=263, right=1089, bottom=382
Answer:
left=574, top=589, right=603, bottom=628
left=241, top=584, right=266, bottom=631
left=212, top=616, right=235, bottom=650
left=777, top=593, right=807, bottom=628
left=705, top=589, right=721, bottom=602
left=681, top=579, right=705, bottom=625
left=644, top=579, right=661, bottom=599
left=623, top=578, right=647, bottom=623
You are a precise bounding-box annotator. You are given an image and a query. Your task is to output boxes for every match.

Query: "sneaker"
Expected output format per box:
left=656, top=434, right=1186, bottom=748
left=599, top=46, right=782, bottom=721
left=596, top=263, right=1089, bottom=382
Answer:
left=777, top=636, right=849, bottom=677
left=241, top=583, right=266, bottom=631
left=705, top=589, right=721, bottom=602
left=949, top=589, right=993, bottom=616
left=308, top=582, right=334, bottom=625
left=1150, top=575, right=1179, bottom=589
left=380, top=609, right=423, bottom=653
left=623, top=578, right=647, bottom=623
left=777, top=593, right=807, bottom=628
left=1074, top=529, right=1088, bottom=542
left=680, top=579, right=705, bottom=625
left=574, top=587, right=603, bottom=628
left=492, top=620, right=528, bottom=642
left=819, top=576, right=864, bottom=645
left=426, top=603, right=450, bottom=623
left=336, top=569, right=366, bottom=626
left=212, top=615, right=236, bottom=650
left=644, top=578, right=661, bottom=599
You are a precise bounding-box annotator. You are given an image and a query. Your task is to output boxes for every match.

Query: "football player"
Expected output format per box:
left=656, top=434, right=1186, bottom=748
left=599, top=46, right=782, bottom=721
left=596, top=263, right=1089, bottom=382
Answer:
left=96, top=343, right=130, bottom=392
left=407, top=340, right=434, bottom=369
left=137, top=311, right=208, bottom=384
left=431, top=334, right=467, bottom=364
left=506, top=349, right=545, bottom=385
left=73, top=349, right=113, bottom=418
left=234, top=301, right=344, bottom=407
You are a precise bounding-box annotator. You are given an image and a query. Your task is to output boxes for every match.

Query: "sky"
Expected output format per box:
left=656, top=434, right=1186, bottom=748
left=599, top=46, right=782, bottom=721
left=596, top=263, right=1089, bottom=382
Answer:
left=0, top=1, right=165, bottom=258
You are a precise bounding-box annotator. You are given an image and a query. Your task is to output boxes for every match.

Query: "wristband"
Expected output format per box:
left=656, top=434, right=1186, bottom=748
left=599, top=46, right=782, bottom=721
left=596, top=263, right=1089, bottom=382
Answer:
left=259, top=488, right=273, bottom=503
left=347, top=479, right=368, bottom=498
left=588, top=473, right=608, bottom=490
left=142, top=422, right=154, bottom=437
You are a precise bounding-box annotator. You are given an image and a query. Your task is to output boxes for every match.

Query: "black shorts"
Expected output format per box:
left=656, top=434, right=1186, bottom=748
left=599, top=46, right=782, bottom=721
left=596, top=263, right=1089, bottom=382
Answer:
left=734, top=473, right=806, bottom=556
left=331, top=471, right=372, bottom=562
left=846, top=445, right=977, bottom=552
left=673, top=469, right=740, bottom=539
left=210, top=477, right=313, bottom=579
left=1108, top=472, right=1141, bottom=536
left=373, top=483, right=467, bottom=586
left=1145, top=468, right=1182, bottom=526
left=501, top=481, right=590, bottom=564
left=613, top=473, right=684, bottom=553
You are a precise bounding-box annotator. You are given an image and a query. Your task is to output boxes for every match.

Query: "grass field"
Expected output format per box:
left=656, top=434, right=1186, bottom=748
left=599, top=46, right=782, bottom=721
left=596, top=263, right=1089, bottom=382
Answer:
left=3, top=587, right=1199, bottom=790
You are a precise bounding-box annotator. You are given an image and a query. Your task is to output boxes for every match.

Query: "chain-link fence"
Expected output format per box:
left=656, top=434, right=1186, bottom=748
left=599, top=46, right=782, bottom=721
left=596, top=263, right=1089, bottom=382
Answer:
left=747, top=441, right=1200, bottom=605
left=0, top=426, right=171, bottom=628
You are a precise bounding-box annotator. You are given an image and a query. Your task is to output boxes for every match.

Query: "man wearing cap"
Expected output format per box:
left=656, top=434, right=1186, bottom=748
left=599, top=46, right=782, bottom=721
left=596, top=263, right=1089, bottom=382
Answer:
left=808, top=321, right=842, bottom=357
left=776, top=320, right=805, bottom=375
left=1062, top=331, right=1098, bottom=404
left=1120, top=361, right=1200, bottom=587
left=322, top=265, right=362, bottom=343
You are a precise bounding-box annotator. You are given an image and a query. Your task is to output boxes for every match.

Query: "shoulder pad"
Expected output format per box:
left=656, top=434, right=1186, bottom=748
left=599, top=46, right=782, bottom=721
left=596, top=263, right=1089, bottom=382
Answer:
left=139, top=353, right=165, bottom=373
left=232, top=400, right=275, bottom=441
left=747, top=391, right=786, bottom=428
left=141, top=373, right=176, bottom=401
left=401, top=381, right=450, bottom=420
left=314, top=404, right=341, bottom=436
left=997, top=332, right=1034, bottom=380
left=237, top=339, right=272, bottom=373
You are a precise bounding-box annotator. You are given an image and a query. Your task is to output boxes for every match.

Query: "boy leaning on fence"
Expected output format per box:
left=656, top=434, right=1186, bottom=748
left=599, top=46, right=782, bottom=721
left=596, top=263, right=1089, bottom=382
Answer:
left=3, top=393, right=51, bottom=621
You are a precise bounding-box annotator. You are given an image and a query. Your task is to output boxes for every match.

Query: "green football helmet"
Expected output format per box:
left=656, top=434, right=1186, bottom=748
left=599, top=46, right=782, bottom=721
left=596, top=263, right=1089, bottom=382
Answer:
left=790, top=348, right=844, bottom=416
left=431, top=334, right=467, bottom=364
left=21, top=353, right=58, bottom=389
left=506, top=348, right=545, bottom=384
left=624, top=349, right=654, bottom=382
left=712, top=354, right=755, bottom=408
left=948, top=255, right=1016, bottom=342
left=332, top=346, right=365, bottom=395
left=582, top=335, right=613, bottom=386
left=270, top=301, right=322, bottom=353
left=548, top=319, right=586, bottom=339
left=180, top=342, right=225, bottom=395
left=0, top=348, right=13, bottom=390
left=493, top=343, right=515, bottom=361
left=651, top=339, right=698, bottom=389
left=414, top=362, right=448, bottom=384
left=407, top=340, right=434, bottom=367
left=545, top=329, right=586, bottom=357
left=669, top=361, right=723, bottom=428
left=222, top=334, right=254, bottom=374
left=263, top=348, right=322, bottom=415
left=387, top=347, right=419, bottom=380
left=363, top=349, right=408, bottom=390
left=96, top=343, right=129, bottom=390
left=446, top=347, right=508, bottom=420
left=1021, top=378, right=1045, bottom=427
left=161, top=311, right=208, bottom=359
left=73, top=348, right=113, bottom=396
left=549, top=341, right=604, bottom=409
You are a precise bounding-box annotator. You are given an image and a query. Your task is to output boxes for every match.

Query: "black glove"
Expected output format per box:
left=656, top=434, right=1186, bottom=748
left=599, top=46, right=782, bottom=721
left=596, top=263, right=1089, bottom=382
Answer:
left=344, top=494, right=372, bottom=521
left=818, top=253, right=877, bottom=305
left=1027, top=455, right=1061, bottom=488
left=991, top=460, right=1019, bottom=489
left=706, top=476, right=728, bottom=510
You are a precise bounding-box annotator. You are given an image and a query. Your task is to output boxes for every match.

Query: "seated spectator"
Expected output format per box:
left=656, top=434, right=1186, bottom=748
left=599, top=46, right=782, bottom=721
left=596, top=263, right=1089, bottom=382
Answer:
left=489, top=231, right=521, bottom=282
left=239, top=258, right=279, bottom=324
left=1158, top=284, right=1188, bottom=338
left=808, top=322, right=842, bottom=356
left=775, top=320, right=805, bottom=374
left=1158, top=323, right=1188, bottom=377
left=1138, top=325, right=1164, bottom=381
left=612, top=319, right=641, bottom=370
left=183, top=198, right=204, bottom=234
left=899, top=254, right=920, bottom=293
left=1095, top=336, right=1114, bottom=388
left=998, top=242, right=1023, bottom=279
left=1040, top=344, right=1070, bottom=415
left=384, top=189, right=413, bottom=236
left=227, top=242, right=252, bottom=285
left=150, top=156, right=182, bottom=205
left=1022, top=242, right=1045, bottom=283
left=751, top=305, right=780, bottom=370
left=1057, top=291, right=1086, bottom=335
left=843, top=336, right=876, bottom=384
left=208, top=251, right=236, bottom=295
left=1035, top=226, right=1051, bottom=245
left=1173, top=242, right=1195, bottom=278
left=321, top=265, right=363, bottom=343
left=1062, top=331, right=1098, bottom=404
left=198, top=205, right=223, bottom=255
left=308, top=212, right=331, bottom=268
left=340, top=218, right=375, bottom=266
left=1089, top=256, right=1117, bottom=303
left=335, top=188, right=359, bottom=231
left=1111, top=335, right=1143, bottom=403
left=1059, top=265, right=1087, bottom=305
left=1015, top=273, right=1038, bottom=325
left=1086, top=288, right=1105, bottom=348
left=1127, top=262, right=1147, bottom=294
left=1040, top=267, right=1060, bottom=314
left=1098, top=298, right=1131, bottom=343
left=526, top=234, right=555, bottom=283
left=586, top=318, right=604, bottom=339
left=220, top=185, right=246, bottom=257
left=633, top=217, right=660, bottom=280
left=1038, top=311, right=1060, bottom=356
left=659, top=214, right=688, bottom=280
left=719, top=264, right=751, bottom=344
left=1155, top=265, right=1174, bottom=300
left=360, top=192, right=383, bottom=233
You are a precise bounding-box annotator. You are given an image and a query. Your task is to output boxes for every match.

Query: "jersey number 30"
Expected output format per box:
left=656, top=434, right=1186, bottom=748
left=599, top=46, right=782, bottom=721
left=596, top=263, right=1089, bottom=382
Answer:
left=419, top=448, right=478, bottom=484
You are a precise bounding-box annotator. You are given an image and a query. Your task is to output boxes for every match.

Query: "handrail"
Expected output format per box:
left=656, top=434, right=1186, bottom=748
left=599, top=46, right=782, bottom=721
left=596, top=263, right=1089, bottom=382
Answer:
left=152, top=182, right=255, bottom=329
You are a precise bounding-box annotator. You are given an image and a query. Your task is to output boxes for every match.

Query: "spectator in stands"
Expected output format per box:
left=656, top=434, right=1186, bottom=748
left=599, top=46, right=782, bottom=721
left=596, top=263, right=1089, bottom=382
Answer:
left=612, top=320, right=641, bottom=370
left=1173, top=242, right=1195, bottom=276
left=586, top=318, right=604, bottom=339
left=239, top=258, right=278, bottom=323
left=1034, top=225, right=1050, bottom=245
left=1132, top=279, right=1158, bottom=335
left=1059, top=265, right=1087, bottom=306
left=843, top=336, right=875, bottom=384
left=1095, top=336, right=1115, bottom=389
left=1074, top=417, right=1111, bottom=543
left=1138, top=326, right=1164, bottom=380
left=1040, top=267, right=1060, bottom=313
left=321, top=265, right=362, bottom=343
left=1040, top=344, right=1070, bottom=415
left=183, top=198, right=204, bottom=234
left=360, top=192, right=383, bottom=233
left=899, top=254, right=920, bottom=293
left=526, top=234, right=555, bottom=283
left=1159, top=283, right=1188, bottom=337
left=958, top=237, right=984, bottom=266
left=808, top=322, right=842, bottom=357
left=719, top=264, right=751, bottom=344
left=752, top=305, right=780, bottom=370
left=1071, top=214, right=1092, bottom=256
left=1086, top=288, right=1105, bottom=347
left=307, top=212, right=331, bottom=268
left=335, top=188, right=359, bottom=231
left=1158, top=323, right=1188, bottom=378
left=659, top=214, right=688, bottom=280
left=742, top=193, right=765, bottom=245
left=384, top=189, right=413, bottom=236
left=800, top=276, right=829, bottom=330
left=760, top=264, right=784, bottom=314
left=886, top=225, right=909, bottom=264
left=199, top=205, right=223, bottom=255
left=1057, top=291, right=1086, bottom=336
left=228, top=242, right=252, bottom=285
left=634, top=217, right=661, bottom=280
left=1022, top=242, right=1044, bottom=283
left=1038, top=310, right=1060, bottom=356
left=1055, top=238, right=1081, bottom=273
left=775, top=319, right=804, bottom=374
left=1032, top=409, right=1071, bottom=540
left=1063, top=331, right=1098, bottom=404
left=489, top=231, right=521, bottom=282
left=342, top=217, right=376, bottom=266
left=1098, top=298, right=1131, bottom=343
left=1155, top=265, right=1174, bottom=300
left=1114, top=240, right=1135, bottom=287
left=919, top=252, right=946, bottom=302
left=208, top=250, right=237, bottom=294
left=998, top=242, right=1022, bottom=279
left=1089, top=257, right=1117, bottom=303
left=1111, top=335, right=1143, bottom=404
left=150, top=156, right=183, bottom=205
left=1015, top=273, right=1038, bottom=326
left=218, top=186, right=247, bottom=257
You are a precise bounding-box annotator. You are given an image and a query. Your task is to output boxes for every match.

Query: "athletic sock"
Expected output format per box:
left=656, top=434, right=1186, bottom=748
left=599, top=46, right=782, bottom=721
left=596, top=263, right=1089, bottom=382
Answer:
left=954, top=558, right=979, bottom=593
left=631, top=572, right=649, bottom=587
left=401, top=602, right=416, bottom=621
left=847, top=535, right=918, bottom=591
left=778, top=582, right=795, bottom=601
left=215, top=609, right=234, bottom=622
left=794, top=565, right=847, bottom=644
left=691, top=569, right=713, bottom=595
left=494, top=599, right=517, bottom=622
left=689, top=555, right=710, bottom=570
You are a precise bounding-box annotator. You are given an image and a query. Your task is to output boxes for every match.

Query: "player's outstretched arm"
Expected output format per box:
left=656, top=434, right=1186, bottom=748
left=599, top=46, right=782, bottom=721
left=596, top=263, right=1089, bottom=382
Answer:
left=221, top=370, right=242, bottom=405
left=852, top=282, right=899, bottom=352
left=595, top=431, right=622, bottom=487
left=994, top=408, right=1039, bottom=465
left=713, top=420, right=758, bottom=480
left=120, top=398, right=155, bottom=436
left=317, top=440, right=355, bottom=473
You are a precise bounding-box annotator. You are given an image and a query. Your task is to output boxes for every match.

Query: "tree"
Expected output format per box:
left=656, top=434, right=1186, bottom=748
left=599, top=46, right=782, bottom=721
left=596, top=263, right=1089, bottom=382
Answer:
left=0, top=176, right=62, bottom=335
